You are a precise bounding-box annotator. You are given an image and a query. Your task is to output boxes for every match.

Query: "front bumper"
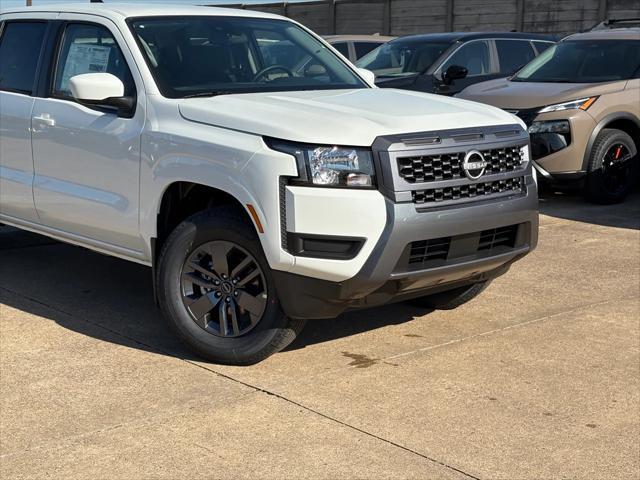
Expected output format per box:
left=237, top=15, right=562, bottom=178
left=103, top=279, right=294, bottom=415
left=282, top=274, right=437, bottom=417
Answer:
left=525, top=109, right=596, bottom=180
left=274, top=178, right=538, bottom=319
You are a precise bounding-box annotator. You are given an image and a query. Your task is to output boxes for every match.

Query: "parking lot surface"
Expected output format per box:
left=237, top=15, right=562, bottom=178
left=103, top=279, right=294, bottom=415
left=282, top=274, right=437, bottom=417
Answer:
left=1, top=193, right=639, bottom=480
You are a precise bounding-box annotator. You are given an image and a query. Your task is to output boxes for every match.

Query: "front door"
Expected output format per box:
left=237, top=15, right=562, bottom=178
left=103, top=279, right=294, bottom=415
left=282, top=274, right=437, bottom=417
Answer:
left=31, top=18, right=145, bottom=253
left=433, top=40, right=499, bottom=96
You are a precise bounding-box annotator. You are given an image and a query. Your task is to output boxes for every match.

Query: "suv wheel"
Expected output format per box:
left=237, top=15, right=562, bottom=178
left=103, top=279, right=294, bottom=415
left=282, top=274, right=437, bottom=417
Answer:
left=407, top=281, right=490, bottom=310
left=585, top=128, right=636, bottom=204
left=157, top=207, right=305, bottom=365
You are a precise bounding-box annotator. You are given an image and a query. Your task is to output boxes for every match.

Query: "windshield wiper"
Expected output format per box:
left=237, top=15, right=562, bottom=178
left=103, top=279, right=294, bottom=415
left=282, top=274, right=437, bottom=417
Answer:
left=181, top=90, right=235, bottom=99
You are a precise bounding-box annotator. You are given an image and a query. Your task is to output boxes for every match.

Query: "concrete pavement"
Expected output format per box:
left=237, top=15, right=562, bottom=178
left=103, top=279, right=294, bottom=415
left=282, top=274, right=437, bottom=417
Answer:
left=1, top=192, right=639, bottom=479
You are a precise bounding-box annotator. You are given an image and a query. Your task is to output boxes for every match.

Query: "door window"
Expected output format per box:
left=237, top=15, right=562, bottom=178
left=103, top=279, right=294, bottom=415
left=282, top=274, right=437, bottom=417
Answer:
left=331, top=42, right=350, bottom=58
left=53, top=23, right=134, bottom=98
left=496, top=40, right=536, bottom=74
left=0, top=22, right=47, bottom=94
left=353, top=42, right=381, bottom=60
left=440, top=40, right=491, bottom=77
left=533, top=41, right=553, bottom=54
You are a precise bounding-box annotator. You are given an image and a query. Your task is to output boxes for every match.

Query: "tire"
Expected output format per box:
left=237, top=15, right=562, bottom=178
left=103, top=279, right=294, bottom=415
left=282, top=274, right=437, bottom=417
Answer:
left=157, top=206, right=306, bottom=365
left=408, top=281, right=490, bottom=310
left=585, top=128, right=637, bottom=204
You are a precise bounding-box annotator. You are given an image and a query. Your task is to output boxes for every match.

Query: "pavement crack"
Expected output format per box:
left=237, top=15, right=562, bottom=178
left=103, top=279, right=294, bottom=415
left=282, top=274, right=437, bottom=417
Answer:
left=178, top=359, right=482, bottom=480
left=0, top=285, right=481, bottom=479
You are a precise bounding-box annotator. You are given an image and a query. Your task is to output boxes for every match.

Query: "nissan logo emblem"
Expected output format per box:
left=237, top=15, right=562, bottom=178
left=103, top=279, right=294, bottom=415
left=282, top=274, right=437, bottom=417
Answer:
left=463, top=150, right=488, bottom=180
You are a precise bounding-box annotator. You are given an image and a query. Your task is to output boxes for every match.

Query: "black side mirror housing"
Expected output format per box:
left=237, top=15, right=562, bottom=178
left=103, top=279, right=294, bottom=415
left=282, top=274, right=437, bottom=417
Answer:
left=81, top=96, right=136, bottom=118
left=442, top=65, right=468, bottom=85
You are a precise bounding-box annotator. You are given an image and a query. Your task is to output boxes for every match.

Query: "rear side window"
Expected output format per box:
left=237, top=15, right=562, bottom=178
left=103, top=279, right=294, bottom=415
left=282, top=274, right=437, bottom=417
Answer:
left=53, top=23, right=135, bottom=98
left=533, top=41, right=553, bottom=54
left=0, top=21, right=47, bottom=94
left=354, top=42, right=381, bottom=60
left=332, top=42, right=350, bottom=57
left=496, top=40, right=536, bottom=74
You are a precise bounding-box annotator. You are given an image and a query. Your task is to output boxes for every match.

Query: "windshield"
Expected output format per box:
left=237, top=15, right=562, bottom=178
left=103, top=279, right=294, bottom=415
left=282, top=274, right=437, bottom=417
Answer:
left=356, top=39, right=451, bottom=77
left=129, top=16, right=367, bottom=98
left=513, top=39, right=640, bottom=83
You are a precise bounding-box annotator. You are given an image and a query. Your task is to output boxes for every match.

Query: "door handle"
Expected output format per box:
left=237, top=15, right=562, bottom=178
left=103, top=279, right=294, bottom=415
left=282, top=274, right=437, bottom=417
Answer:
left=33, top=114, right=56, bottom=127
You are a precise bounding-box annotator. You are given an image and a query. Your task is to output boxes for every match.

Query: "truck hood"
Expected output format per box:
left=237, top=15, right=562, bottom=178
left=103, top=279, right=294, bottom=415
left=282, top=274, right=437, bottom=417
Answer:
left=178, top=88, right=520, bottom=146
left=458, top=78, right=627, bottom=110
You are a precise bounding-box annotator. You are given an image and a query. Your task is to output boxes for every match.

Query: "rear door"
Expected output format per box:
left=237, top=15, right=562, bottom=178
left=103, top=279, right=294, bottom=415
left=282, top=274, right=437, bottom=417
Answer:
left=30, top=15, right=146, bottom=253
left=0, top=18, right=50, bottom=223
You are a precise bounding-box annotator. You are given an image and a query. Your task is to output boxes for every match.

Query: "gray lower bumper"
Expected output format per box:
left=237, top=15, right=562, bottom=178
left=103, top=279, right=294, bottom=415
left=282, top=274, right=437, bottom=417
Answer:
left=274, top=177, right=539, bottom=320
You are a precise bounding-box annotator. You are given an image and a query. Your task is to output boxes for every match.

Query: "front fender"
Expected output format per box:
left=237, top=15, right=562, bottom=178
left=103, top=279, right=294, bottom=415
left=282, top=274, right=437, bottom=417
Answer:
left=139, top=120, right=298, bottom=272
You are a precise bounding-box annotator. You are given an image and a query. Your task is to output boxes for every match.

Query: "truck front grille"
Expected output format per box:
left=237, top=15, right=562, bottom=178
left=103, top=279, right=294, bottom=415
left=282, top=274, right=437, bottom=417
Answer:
left=478, top=225, right=519, bottom=251
left=403, top=223, right=523, bottom=271
left=408, top=236, right=451, bottom=265
left=412, top=176, right=525, bottom=205
left=398, top=145, right=524, bottom=184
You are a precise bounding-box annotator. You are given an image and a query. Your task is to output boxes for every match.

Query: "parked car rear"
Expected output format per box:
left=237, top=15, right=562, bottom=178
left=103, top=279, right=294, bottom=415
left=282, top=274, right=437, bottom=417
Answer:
left=356, top=32, right=555, bottom=96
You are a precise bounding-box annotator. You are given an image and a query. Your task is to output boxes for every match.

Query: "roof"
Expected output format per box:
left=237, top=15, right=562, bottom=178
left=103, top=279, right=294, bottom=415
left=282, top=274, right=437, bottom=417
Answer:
left=324, top=35, right=396, bottom=42
left=564, top=28, right=640, bottom=41
left=389, top=31, right=556, bottom=44
left=0, top=3, right=282, bottom=20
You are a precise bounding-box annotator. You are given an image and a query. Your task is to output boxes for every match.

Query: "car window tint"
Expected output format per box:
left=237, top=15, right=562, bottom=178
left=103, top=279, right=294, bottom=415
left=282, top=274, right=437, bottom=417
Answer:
left=332, top=42, right=350, bottom=57
left=441, top=41, right=491, bottom=76
left=0, top=22, right=47, bottom=94
left=353, top=42, right=380, bottom=60
left=533, top=41, right=553, bottom=54
left=130, top=17, right=365, bottom=98
left=496, top=40, right=536, bottom=74
left=54, top=23, right=134, bottom=98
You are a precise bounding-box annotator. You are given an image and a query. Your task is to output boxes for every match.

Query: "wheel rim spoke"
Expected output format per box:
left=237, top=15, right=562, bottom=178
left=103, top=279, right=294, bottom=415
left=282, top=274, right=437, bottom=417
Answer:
left=218, top=301, right=229, bottom=336
left=209, top=243, right=230, bottom=278
left=231, top=255, right=253, bottom=279
left=183, top=272, right=214, bottom=290
left=237, top=268, right=260, bottom=288
left=189, top=261, right=219, bottom=281
left=229, top=300, right=241, bottom=336
left=236, top=290, right=266, bottom=323
left=187, top=292, right=221, bottom=324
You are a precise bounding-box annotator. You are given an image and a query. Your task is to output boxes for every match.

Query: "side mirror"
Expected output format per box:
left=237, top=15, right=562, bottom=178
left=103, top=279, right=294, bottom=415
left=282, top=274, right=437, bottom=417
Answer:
left=69, top=73, right=134, bottom=117
left=357, top=68, right=376, bottom=85
left=442, top=65, right=468, bottom=85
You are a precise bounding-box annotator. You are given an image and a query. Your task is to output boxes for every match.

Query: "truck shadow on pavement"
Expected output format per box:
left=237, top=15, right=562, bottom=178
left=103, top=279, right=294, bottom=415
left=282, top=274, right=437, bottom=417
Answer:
left=0, top=191, right=637, bottom=360
left=0, top=228, right=426, bottom=360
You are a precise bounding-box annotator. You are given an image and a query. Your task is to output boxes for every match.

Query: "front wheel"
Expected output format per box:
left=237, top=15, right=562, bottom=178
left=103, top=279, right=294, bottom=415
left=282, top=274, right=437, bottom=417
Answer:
left=157, top=207, right=305, bottom=365
left=585, top=129, right=636, bottom=204
left=407, top=281, right=490, bottom=310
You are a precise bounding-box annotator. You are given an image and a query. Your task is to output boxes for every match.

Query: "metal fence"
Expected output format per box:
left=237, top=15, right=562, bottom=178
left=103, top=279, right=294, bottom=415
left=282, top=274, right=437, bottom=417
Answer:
left=217, top=0, right=640, bottom=36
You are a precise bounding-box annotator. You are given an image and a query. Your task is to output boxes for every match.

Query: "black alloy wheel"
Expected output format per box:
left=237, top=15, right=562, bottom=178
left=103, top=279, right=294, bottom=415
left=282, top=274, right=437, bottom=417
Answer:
left=181, top=240, right=267, bottom=338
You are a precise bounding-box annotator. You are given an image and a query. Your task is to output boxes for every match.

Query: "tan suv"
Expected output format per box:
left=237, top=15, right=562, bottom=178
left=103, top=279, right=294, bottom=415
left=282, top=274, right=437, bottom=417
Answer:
left=458, top=28, right=640, bottom=203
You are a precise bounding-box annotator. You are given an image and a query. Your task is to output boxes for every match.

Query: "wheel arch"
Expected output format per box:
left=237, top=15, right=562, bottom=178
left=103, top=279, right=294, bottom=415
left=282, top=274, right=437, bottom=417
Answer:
left=150, top=181, right=262, bottom=303
left=582, top=113, right=640, bottom=170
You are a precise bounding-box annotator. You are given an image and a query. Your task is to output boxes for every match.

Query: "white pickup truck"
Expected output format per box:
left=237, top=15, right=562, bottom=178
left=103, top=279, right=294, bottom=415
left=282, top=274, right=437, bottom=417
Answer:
left=0, top=3, right=538, bottom=364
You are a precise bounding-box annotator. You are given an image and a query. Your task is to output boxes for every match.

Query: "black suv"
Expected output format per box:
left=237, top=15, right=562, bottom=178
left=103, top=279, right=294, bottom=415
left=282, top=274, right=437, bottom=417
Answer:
left=356, top=32, right=556, bottom=96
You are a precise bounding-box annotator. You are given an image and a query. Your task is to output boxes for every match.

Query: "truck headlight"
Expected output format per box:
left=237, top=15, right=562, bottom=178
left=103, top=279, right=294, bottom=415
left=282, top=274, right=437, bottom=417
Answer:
left=267, top=140, right=376, bottom=188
